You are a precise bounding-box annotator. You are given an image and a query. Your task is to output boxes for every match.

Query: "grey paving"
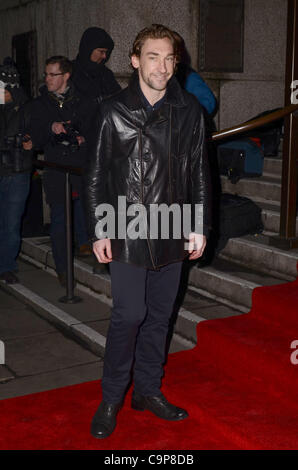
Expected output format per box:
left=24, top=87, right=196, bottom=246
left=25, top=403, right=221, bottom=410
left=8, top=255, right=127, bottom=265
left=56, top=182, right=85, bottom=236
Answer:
left=0, top=365, right=15, bottom=384
left=0, top=283, right=103, bottom=400
left=0, top=303, right=56, bottom=340
left=0, top=362, right=103, bottom=399
left=5, top=331, right=100, bottom=377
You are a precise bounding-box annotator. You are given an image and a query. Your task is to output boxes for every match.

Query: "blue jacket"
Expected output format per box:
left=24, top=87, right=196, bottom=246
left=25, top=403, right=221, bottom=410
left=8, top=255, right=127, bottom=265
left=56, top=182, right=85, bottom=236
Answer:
left=185, top=71, right=216, bottom=115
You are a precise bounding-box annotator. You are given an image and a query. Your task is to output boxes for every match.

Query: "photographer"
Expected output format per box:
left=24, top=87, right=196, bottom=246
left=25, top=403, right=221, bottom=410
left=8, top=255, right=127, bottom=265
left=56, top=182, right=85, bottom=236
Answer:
left=29, top=56, right=96, bottom=286
left=0, top=58, right=33, bottom=284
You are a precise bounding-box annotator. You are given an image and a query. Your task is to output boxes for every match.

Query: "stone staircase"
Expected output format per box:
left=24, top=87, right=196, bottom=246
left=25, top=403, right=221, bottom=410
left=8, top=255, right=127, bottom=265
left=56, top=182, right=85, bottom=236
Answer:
left=11, top=138, right=296, bottom=359
left=191, top=137, right=298, bottom=311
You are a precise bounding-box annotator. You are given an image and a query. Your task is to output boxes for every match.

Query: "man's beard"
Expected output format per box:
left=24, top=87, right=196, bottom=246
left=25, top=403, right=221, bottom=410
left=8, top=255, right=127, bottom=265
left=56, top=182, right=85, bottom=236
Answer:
left=140, top=71, right=170, bottom=92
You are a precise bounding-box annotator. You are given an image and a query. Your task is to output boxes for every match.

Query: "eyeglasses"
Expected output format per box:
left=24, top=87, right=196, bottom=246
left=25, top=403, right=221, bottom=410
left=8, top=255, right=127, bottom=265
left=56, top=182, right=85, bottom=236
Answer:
left=43, top=72, right=65, bottom=78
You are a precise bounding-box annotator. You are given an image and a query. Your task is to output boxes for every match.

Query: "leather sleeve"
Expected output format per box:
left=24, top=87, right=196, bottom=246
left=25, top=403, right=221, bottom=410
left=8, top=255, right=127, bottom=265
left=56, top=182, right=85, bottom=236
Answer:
left=82, top=103, right=112, bottom=241
left=190, top=106, right=212, bottom=237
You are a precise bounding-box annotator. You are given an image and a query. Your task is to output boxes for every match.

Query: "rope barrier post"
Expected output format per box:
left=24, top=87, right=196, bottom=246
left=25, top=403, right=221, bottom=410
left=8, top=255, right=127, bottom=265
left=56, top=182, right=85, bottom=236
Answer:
left=59, top=171, right=82, bottom=304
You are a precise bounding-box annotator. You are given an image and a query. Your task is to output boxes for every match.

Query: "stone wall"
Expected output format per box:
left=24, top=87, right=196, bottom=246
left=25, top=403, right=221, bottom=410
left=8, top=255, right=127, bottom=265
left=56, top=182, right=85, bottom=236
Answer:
left=0, top=0, right=199, bottom=87
left=203, top=0, right=288, bottom=129
left=0, top=0, right=288, bottom=129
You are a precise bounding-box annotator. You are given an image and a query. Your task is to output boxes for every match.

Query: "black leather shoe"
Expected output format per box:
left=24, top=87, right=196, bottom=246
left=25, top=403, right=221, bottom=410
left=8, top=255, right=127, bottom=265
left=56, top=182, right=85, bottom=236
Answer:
left=90, top=401, right=122, bottom=439
left=131, top=391, right=188, bottom=421
left=0, top=271, right=19, bottom=284
left=93, top=263, right=110, bottom=275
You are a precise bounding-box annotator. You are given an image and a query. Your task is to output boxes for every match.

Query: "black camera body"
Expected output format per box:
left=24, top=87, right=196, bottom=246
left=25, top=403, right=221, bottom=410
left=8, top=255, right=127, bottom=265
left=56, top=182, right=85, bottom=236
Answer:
left=0, top=134, right=32, bottom=172
left=54, top=123, right=81, bottom=152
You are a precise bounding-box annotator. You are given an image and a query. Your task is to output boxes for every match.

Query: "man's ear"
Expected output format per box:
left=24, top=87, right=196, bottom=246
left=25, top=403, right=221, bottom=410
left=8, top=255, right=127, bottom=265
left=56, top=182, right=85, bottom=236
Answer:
left=65, top=72, right=71, bottom=82
left=131, top=54, right=140, bottom=70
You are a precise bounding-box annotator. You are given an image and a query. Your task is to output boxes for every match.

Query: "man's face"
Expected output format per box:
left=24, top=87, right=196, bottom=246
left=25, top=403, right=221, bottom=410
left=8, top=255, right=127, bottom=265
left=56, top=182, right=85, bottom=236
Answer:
left=131, top=37, right=176, bottom=94
left=44, top=63, right=70, bottom=94
left=90, top=48, right=108, bottom=64
left=4, top=89, right=13, bottom=103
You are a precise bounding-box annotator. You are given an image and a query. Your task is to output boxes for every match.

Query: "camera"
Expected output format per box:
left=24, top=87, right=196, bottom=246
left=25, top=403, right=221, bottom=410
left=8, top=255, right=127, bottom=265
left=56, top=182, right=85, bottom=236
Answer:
left=54, top=122, right=81, bottom=152
left=0, top=134, right=32, bottom=172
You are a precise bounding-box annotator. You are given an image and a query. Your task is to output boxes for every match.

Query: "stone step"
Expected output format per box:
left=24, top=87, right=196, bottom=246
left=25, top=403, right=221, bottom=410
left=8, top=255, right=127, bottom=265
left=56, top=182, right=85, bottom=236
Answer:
left=218, top=233, right=298, bottom=281
left=221, top=174, right=281, bottom=202
left=189, top=257, right=287, bottom=309
left=21, top=236, right=291, bottom=317
left=3, top=258, right=202, bottom=358
left=263, top=157, right=282, bottom=175
left=256, top=200, right=298, bottom=235
left=20, top=238, right=244, bottom=346
left=262, top=171, right=281, bottom=182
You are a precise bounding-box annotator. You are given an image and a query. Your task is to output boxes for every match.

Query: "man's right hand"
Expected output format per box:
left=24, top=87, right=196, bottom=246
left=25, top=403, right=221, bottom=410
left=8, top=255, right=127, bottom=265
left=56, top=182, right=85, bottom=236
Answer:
left=51, top=121, right=71, bottom=134
left=93, top=239, right=112, bottom=263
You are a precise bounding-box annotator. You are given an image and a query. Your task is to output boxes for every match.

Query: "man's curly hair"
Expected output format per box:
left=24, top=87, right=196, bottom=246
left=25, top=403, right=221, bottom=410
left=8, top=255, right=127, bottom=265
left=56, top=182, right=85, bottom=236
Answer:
left=129, top=24, right=180, bottom=61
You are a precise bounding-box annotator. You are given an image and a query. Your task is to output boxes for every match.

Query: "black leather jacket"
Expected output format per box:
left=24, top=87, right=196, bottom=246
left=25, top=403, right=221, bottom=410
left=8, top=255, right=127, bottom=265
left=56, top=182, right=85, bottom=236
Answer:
left=84, top=74, right=212, bottom=269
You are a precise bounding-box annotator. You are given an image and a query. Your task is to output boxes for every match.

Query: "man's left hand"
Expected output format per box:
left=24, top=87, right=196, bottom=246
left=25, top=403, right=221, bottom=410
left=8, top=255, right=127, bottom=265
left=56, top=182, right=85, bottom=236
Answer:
left=76, top=136, right=85, bottom=145
left=22, top=137, right=33, bottom=151
left=188, top=233, right=206, bottom=260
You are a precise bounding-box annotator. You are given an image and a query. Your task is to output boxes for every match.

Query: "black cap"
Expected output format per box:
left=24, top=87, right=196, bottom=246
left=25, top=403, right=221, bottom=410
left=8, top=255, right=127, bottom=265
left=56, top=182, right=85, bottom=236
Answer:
left=0, top=57, right=20, bottom=89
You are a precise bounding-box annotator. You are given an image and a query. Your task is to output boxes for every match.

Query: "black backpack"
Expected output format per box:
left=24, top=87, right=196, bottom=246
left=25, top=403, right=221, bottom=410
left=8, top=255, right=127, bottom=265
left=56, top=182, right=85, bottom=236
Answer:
left=245, top=108, right=283, bottom=157
left=216, top=193, right=264, bottom=251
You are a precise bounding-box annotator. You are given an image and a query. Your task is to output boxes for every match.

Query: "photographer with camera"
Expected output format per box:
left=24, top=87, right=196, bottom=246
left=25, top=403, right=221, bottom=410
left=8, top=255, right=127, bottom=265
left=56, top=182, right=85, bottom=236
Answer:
left=0, top=57, right=33, bottom=284
left=29, top=56, right=96, bottom=287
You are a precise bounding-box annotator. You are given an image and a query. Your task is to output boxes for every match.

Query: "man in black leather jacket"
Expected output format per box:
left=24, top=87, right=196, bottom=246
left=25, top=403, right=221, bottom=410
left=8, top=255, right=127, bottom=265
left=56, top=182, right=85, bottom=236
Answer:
left=84, top=24, right=212, bottom=439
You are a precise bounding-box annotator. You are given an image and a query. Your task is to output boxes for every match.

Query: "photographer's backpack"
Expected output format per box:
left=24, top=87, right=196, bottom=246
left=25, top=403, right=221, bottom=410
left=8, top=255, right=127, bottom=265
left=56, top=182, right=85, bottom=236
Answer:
left=217, top=137, right=264, bottom=184
left=216, top=193, right=264, bottom=252
left=245, top=108, right=283, bottom=157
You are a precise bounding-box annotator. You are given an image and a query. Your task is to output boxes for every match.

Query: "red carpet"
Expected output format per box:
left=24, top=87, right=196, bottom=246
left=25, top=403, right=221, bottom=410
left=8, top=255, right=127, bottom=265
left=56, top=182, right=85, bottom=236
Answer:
left=1, top=278, right=298, bottom=450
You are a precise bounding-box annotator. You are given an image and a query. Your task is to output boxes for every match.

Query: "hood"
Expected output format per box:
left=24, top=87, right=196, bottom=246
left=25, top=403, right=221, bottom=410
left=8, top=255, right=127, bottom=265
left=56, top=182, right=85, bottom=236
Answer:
left=76, top=27, right=115, bottom=74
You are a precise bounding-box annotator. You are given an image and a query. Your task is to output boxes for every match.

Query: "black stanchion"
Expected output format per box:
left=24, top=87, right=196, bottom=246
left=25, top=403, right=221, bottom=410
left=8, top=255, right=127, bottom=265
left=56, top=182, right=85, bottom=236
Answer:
left=59, top=171, right=82, bottom=304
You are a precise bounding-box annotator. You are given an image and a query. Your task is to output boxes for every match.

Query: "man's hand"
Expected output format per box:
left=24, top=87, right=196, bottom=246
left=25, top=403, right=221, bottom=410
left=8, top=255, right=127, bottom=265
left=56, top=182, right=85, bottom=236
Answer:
left=76, top=135, right=85, bottom=146
left=22, top=135, right=33, bottom=150
left=93, top=239, right=112, bottom=263
left=188, top=233, right=206, bottom=260
left=51, top=120, right=70, bottom=134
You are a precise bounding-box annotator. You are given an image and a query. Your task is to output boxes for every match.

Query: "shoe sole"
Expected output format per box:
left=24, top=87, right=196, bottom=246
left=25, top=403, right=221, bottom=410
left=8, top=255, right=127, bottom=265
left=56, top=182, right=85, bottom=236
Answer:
left=90, top=431, right=113, bottom=439
left=131, top=401, right=189, bottom=421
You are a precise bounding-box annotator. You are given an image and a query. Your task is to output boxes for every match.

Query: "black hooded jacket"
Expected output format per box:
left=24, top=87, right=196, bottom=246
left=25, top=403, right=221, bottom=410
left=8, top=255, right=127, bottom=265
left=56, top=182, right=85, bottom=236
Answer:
left=72, top=27, right=121, bottom=102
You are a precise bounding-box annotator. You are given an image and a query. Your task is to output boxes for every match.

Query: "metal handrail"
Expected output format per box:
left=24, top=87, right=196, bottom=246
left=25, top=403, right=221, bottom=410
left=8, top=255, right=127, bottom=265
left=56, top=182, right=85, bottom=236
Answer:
left=212, top=103, right=298, bottom=141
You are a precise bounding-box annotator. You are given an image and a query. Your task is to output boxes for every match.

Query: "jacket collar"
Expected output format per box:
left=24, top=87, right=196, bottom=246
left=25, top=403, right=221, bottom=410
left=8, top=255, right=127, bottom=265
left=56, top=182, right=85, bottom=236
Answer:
left=125, top=71, right=186, bottom=111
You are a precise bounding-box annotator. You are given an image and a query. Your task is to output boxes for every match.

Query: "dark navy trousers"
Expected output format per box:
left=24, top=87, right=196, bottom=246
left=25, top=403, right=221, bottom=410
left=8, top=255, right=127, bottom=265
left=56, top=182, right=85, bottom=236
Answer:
left=101, top=260, right=182, bottom=404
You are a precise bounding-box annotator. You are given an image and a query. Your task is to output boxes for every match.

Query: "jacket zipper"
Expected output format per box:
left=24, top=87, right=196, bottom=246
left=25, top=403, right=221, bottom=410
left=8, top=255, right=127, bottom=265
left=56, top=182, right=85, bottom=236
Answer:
left=138, top=127, right=156, bottom=270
